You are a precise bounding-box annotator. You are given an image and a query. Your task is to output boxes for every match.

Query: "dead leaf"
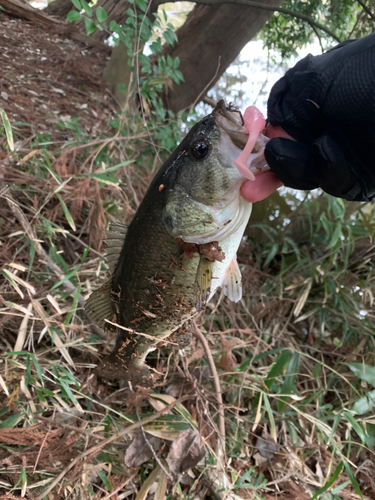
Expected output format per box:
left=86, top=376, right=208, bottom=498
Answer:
left=166, top=429, right=205, bottom=475
left=124, top=432, right=162, bottom=468
left=255, top=433, right=278, bottom=460
left=218, top=351, right=237, bottom=371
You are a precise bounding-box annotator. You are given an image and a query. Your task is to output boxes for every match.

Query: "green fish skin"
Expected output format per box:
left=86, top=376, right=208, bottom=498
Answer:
left=85, top=100, right=269, bottom=387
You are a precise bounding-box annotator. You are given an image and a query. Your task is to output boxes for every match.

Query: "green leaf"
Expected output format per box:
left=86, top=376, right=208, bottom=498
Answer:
left=85, top=17, right=96, bottom=35
left=60, top=380, right=79, bottom=407
left=0, top=107, right=14, bottom=151
left=310, top=461, right=344, bottom=500
left=352, top=390, right=375, bottom=415
left=265, top=350, right=292, bottom=389
left=343, top=411, right=366, bottom=444
left=66, top=10, right=82, bottom=21
left=0, top=413, right=24, bottom=428
left=347, top=363, right=375, bottom=387
left=124, top=414, right=190, bottom=440
left=277, top=353, right=300, bottom=411
left=327, top=221, right=342, bottom=248
left=64, top=285, right=81, bottom=325
left=96, top=6, right=107, bottom=23
left=117, top=83, right=128, bottom=92
left=56, top=193, right=76, bottom=231
left=97, top=470, right=112, bottom=491
left=50, top=264, right=80, bottom=291
left=263, top=242, right=279, bottom=268
left=30, top=354, right=44, bottom=386
left=135, top=0, right=147, bottom=12
left=81, top=0, right=92, bottom=16
left=263, top=393, right=276, bottom=440
left=344, top=461, right=363, bottom=499
left=109, top=20, right=119, bottom=31
left=70, top=0, right=81, bottom=10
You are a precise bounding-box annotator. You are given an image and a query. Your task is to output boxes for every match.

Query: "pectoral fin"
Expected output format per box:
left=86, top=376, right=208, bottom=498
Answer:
left=221, top=256, right=242, bottom=302
left=194, top=256, right=212, bottom=310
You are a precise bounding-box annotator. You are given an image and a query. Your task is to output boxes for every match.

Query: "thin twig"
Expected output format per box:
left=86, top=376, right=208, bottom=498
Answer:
left=192, top=321, right=225, bottom=456
left=33, top=426, right=51, bottom=474
left=356, top=0, right=375, bottom=23
left=202, top=96, right=217, bottom=108
left=4, top=193, right=107, bottom=340
left=34, top=395, right=191, bottom=500
left=100, top=473, right=138, bottom=500
left=190, top=56, right=221, bottom=111
left=135, top=404, right=173, bottom=481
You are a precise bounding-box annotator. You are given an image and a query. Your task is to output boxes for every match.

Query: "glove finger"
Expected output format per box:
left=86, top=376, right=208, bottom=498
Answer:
left=265, top=138, right=319, bottom=190
left=313, top=132, right=368, bottom=201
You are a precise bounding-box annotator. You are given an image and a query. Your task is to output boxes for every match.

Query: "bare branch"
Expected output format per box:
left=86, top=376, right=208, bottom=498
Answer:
left=155, top=0, right=342, bottom=43
left=356, top=0, right=375, bottom=23
left=192, top=321, right=226, bottom=458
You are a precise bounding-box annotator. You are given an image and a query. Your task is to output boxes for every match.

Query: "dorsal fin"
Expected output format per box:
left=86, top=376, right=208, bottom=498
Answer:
left=104, top=222, right=128, bottom=273
left=85, top=280, right=116, bottom=331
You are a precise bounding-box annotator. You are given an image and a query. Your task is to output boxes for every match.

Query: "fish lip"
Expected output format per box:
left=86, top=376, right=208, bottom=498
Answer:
left=213, top=99, right=248, bottom=149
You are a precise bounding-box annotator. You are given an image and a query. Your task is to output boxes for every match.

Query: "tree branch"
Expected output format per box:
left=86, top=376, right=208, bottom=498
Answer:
left=155, top=0, right=342, bottom=43
left=356, top=0, right=375, bottom=23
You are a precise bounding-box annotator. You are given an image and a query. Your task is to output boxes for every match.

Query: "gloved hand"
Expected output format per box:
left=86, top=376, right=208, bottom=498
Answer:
left=264, top=34, right=375, bottom=201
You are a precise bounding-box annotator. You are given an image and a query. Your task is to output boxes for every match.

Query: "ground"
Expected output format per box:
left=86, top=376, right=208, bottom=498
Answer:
left=0, top=13, right=113, bottom=145
left=1, top=10, right=375, bottom=500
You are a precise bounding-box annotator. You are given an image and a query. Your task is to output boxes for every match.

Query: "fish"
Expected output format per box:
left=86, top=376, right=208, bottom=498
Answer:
left=85, top=100, right=269, bottom=387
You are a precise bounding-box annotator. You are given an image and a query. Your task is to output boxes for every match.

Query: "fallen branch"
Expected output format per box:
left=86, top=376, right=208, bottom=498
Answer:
left=192, top=321, right=226, bottom=458
left=4, top=193, right=107, bottom=341
left=0, top=0, right=110, bottom=52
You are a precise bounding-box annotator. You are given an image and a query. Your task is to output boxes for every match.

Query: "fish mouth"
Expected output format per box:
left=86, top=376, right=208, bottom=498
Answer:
left=214, top=99, right=270, bottom=176
left=214, top=99, right=249, bottom=150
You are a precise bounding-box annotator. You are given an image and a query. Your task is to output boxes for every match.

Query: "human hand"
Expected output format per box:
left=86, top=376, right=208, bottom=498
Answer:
left=240, top=170, right=283, bottom=203
left=264, top=34, right=375, bottom=202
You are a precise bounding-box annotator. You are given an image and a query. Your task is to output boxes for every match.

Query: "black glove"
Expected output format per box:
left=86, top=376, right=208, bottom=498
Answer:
left=264, top=34, right=375, bottom=201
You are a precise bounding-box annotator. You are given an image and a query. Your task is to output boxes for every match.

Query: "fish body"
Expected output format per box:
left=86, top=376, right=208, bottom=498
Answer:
left=86, top=100, right=269, bottom=386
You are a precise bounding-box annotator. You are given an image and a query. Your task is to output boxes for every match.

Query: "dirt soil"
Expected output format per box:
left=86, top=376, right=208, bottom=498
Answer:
left=0, top=11, right=114, bottom=146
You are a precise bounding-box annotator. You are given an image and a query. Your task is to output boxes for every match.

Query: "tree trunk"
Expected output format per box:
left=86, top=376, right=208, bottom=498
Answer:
left=45, top=0, right=72, bottom=18
left=163, top=0, right=284, bottom=113
left=102, top=1, right=158, bottom=109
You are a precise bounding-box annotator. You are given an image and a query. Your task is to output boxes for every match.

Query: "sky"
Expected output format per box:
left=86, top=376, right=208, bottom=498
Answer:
left=214, top=39, right=323, bottom=116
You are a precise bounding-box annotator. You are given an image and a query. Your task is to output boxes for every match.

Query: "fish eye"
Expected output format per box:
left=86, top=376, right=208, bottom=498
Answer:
left=191, top=140, right=210, bottom=160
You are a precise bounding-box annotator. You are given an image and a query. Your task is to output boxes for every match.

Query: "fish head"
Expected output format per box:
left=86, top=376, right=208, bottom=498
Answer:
left=162, top=100, right=269, bottom=243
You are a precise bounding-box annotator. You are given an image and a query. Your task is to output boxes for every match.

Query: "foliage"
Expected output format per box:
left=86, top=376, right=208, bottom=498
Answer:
left=67, top=0, right=184, bottom=119
left=261, top=0, right=375, bottom=58
left=1, top=2, right=375, bottom=499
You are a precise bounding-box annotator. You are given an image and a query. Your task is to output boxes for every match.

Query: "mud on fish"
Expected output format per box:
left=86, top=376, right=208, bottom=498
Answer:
left=86, top=100, right=269, bottom=387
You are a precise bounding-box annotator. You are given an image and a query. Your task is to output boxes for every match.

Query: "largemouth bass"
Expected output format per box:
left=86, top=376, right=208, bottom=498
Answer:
left=86, top=100, right=269, bottom=387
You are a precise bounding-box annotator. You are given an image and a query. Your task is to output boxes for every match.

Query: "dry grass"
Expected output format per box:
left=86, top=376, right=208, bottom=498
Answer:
left=1, top=25, right=375, bottom=497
